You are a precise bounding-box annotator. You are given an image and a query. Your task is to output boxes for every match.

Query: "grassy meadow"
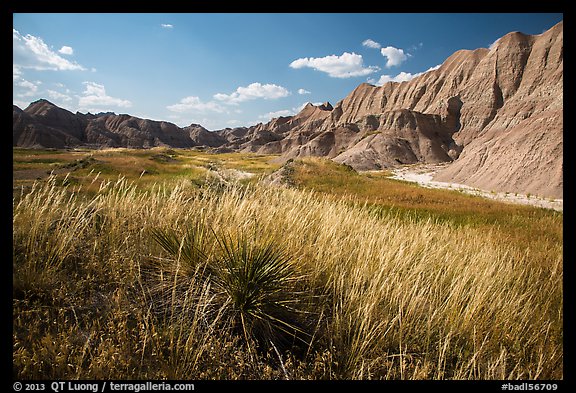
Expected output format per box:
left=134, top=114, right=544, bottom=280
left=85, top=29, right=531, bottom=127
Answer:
left=12, top=148, right=563, bottom=380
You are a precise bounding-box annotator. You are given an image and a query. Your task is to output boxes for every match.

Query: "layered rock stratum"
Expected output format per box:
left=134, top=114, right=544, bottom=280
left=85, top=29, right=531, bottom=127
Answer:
left=222, top=21, right=563, bottom=198
left=13, top=21, right=562, bottom=198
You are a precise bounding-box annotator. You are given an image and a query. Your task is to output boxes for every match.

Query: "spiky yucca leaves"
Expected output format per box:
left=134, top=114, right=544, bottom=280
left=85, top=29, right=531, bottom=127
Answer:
left=146, top=221, right=221, bottom=332
left=211, top=232, right=309, bottom=351
left=149, top=220, right=212, bottom=278
left=150, top=222, right=310, bottom=353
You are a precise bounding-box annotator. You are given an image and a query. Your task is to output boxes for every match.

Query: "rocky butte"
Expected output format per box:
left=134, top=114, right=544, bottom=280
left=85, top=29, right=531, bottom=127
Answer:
left=13, top=21, right=562, bottom=199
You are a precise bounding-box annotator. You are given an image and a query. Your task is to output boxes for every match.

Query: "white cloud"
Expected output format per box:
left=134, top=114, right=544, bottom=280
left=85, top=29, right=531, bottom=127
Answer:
left=13, top=65, right=22, bottom=81
left=298, top=88, right=311, bottom=95
left=53, top=82, right=72, bottom=93
left=409, top=42, right=424, bottom=52
left=362, top=39, right=381, bottom=49
left=257, top=101, right=325, bottom=122
left=375, top=64, right=441, bottom=86
left=290, top=52, right=379, bottom=78
left=167, top=115, right=225, bottom=130
left=296, top=102, right=324, bottom=111
left=258, top=109, right=293, bottom=120
left=13, top=29, right=86, bottom=71
left=377, top=72, right=415, bottom=84
left=214, top=82, right=290, bottom=104
left=380, top=46, right=409, bottom=68
left=226, top=119, right=243, bottom=126
left=167, top=96, right=225, bottom=113
left=425, top=64, right=441, bottom=72
left=47, top=89, right=72, bottom=102
left=17, top=79, right=38, bottom=92
left=78, top=82, right=132, bottom=110
left=15, top=78, right=39, bottom=97
left=275, top=102, right=326, bottom=118
left=489, top=38, right=500, bottom=50
left=13, top=99, right=30, bottom=109
left=294, top=103, right=308, bottom=113
left=58, top=46, right=74, bottom=55
left=161, top=24, right=174, bottom=29
left=13, top=65, right=40, bottom=97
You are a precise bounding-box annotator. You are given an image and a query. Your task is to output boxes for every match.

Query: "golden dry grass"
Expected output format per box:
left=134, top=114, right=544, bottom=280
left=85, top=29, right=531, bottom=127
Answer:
left=13, top=147, right=280, bottom=196
left=287, top=157, right=562, bottom=253
left=13, top=166, right=562, bottom=380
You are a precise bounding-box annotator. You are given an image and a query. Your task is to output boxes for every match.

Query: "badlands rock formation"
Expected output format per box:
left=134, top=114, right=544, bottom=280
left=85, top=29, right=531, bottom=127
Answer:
left=13, top=99, right=219, bottom=149
left=225, top=21, right=563, bottom=198
left=13, top=22, right=562, bottom=198
left=433, top=24, right=563, bottom=198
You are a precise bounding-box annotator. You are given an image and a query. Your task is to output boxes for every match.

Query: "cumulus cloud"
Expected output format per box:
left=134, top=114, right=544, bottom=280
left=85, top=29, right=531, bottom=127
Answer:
left=226, top=119, right=243, bottom=126
left=79, top=82, right=132, bottom=110
left=13, top=99, right=30, bottom=108
left=58, top=46, right=74, bottom=55
left=161, top=24, right=174, bottom=29
left=15, top=78, right=39, bottom=97
left=375, top=64, right=441, bottom=86
left=258, top=109, right=293, bottom=120
left=377, top=72, right=415, bottom=84
left=47, top=90, right=72, bottom=102
left=297, top=102, right=324, bottom=111
left=167, top=96, right=225, bottom=113
left=13, top=65, right=40, bottom=97
left=489, top=38, right=500, bottom=50
left=380, top=46, right=409, bottom=68
left=214, top=82, right=290, bottom=104
left=425, top=64, right=441, bottom=72
left=298, top=88, right=311, bottom=95
left=290, top=52, right=379, bottom=78
left=13, top=29, right=86, bottom=71
left=260, top=101, right=327, bottom=121
left=13, top=65, right=22, bottom=81
left=362, top=39, right=381, bottom=49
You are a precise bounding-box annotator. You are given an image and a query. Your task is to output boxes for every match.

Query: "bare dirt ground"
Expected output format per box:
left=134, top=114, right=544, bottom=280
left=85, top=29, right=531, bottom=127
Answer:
left=389, top=163, right=563, bottom=212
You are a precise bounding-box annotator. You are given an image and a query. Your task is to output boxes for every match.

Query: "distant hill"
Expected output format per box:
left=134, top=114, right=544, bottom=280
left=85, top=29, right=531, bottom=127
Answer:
left=14, top=99, right=206, bottom=149
left=13, top=21, right=562, bottom=198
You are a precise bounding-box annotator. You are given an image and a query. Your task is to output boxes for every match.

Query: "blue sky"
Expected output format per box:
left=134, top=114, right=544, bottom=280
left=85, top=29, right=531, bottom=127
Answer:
left=13, top=13, right=563, bottom=130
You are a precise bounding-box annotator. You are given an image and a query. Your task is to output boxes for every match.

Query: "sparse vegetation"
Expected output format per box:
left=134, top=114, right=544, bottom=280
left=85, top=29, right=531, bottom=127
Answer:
left=13, top=150, right=562, bottom=380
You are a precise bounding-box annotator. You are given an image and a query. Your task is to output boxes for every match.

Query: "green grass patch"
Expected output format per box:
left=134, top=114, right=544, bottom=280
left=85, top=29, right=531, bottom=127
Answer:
left=13, top=174, right=562, bottom=379
left=12, top=149, right=562, bottom=380
left=284, top=157, right=562, bottom=252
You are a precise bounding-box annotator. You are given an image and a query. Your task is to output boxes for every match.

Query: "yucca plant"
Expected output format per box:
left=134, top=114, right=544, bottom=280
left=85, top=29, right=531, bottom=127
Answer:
left=211, top=231, right=309, bottom=353
left=150, top=220, right=212, bottom=278
left=151, top=223, right=310, bottom=353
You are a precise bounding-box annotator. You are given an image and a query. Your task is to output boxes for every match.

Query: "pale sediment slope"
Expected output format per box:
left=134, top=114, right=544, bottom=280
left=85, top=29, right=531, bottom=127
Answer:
left=433, top=23, right=563, bottom=199
left=390, top=164, right=563, bottom=212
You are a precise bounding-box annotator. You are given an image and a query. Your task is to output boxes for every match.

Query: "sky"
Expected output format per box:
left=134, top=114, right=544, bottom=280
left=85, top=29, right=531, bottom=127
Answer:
left=13, top=13, right=563, bottom=130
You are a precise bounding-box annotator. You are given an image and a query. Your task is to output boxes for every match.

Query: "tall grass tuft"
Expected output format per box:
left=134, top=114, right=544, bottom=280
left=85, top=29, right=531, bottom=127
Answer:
left=211, top=231, right=308, bottom=351
left=13, top=173, right=562, bottom=380
left=151, top=221, right=311, bottom=354
left=150, top=220, right=212, bottom=278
